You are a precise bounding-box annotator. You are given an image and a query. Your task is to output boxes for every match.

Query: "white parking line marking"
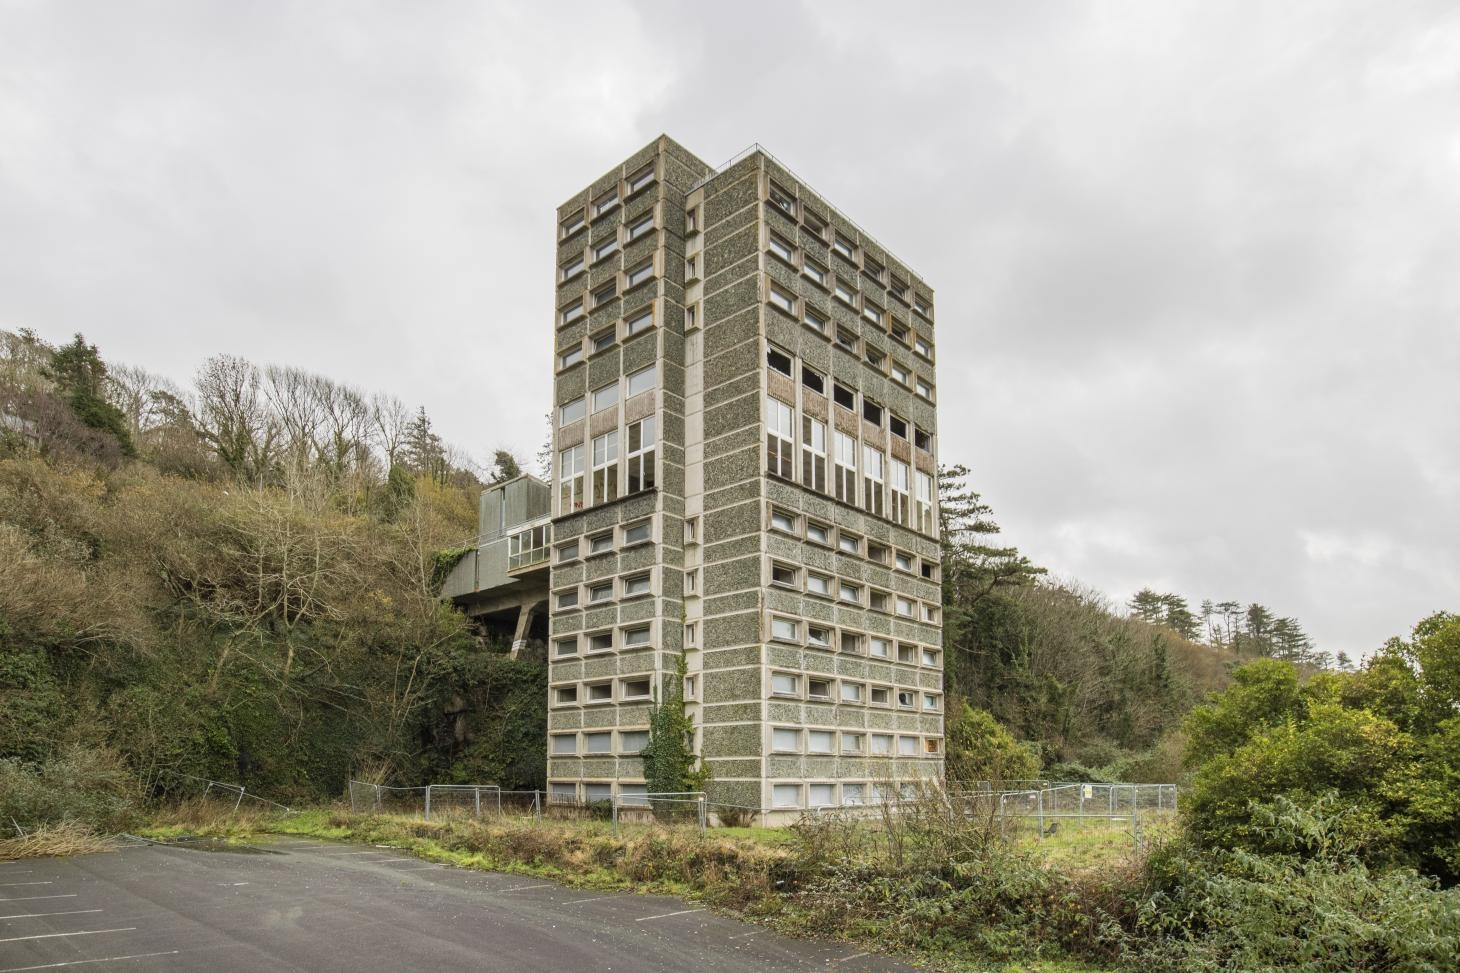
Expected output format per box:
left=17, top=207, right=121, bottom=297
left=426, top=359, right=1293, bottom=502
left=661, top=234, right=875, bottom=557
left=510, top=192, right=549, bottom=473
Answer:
left=0, top=950, right=180, bottom=972
left=0, top=910, right=102, bottom=921
left=636, top=908, right=705, bottom=922
left=498, top=883, right=552, bottom=893
left=563, top=895, right=618, bottom=904
left=834, top=952, right=871, bottom=963
left=0, top=882, right=50, bottom=888
left=0, top=928, right=136, bottom=945
left=0, top=895, right=77, bottom=903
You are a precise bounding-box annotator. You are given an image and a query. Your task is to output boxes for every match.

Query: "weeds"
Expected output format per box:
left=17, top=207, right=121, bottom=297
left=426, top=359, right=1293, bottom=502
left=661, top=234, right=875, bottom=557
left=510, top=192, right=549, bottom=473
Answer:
left=0, top=821, right=116, bottom=860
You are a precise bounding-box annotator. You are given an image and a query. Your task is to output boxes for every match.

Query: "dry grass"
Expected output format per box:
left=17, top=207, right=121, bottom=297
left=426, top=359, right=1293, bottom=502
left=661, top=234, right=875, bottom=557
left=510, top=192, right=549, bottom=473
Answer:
left=0, top=821, right=117, bottom=860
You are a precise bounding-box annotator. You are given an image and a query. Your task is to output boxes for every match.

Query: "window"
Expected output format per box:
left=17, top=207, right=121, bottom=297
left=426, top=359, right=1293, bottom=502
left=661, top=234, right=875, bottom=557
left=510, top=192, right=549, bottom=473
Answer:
left=623, top=573, right=651, bottom=597
left=923, top=604, right=939, bottom=623
left=870, top=686, right=890, bottom=705
left=584, top=782, right=612, bottom=802
left=560, top=397, right=586, bottom=425
left=843, top=783, right=866, bottom=805
left=867, top=542, right=889, bottom=564
left=770, top=508, right=797, bottom=533
left=623, top=520, right=652, bottom=545
left=835, top=328, right=858, bottom=353
left=556, top=588, right=580, bottom=609
left=765, top=395, right=794, bottom=479
left=895, top=551, right=914, bottom=572
left=768, top=234, right=795, bottom=263
left=621, top=729, right=649, bottom=751
left=626, top=364, right=657, bottom=397
left=889, top=415, right=908, bottom=440
left=890, top=277, right=909, bottom=302
left=916, top=471, right=934, bottom=534
left=895, top=596, right=914, bottom=618
left=808, top=730, right=835, bottom=753
left=685, top=206, right=699, bottom=232
left=802, top=208, right=827, bottom=240
left=890, top=459, right=910, bottom=526
left=560, top=346, right=584, bottom=369
left=862, top=399, right=883, bottom=426
left=592, top=329, right=616, bottom=353
left=555, top=637, right=578, bottom=657
left=898, top=643, right=916, bottom=664
left=766, top=346, right=793, bottom=376
left=862, top=256, right=884, bottom=282
left=806, top=520, right=830, bottom=545
left=592, top=383, right=618, bottom=413
left=801, top=415, right=827, bottom=493
left=561, top=210, right=586, bottom=237
left=871, top=733, right=893, bottom=754
left=623, top=625, right=652, bottom=647
left=921, top=560, right=937, bottom=580
left=589, top=581, right=613, bottom=604
left=898, top=735, right=919, bottom=756
left=626, top=417, right=656, bottom=494
left=832, top=234, right=855, bottom=260
left=840, top=631, right=863, bottom=653
left=627, top=214, right=655, bottom=241
left=622, top=678, right=652, bottom=700
left=771, top=562, right=799, bottom=588
left=626, top=308, right=653, bottom=336
left=839, top=582, right=862, bottom=605
left=685, top=304, right=697, bottom=329
left=915, top=336, right=932, bottom=358
left=771, top=672, right=800, bottom=696
left=561, top=301, right=585, bottom=325
left=772, top=727, right=800, bottom=752
left=685, top=567, right=699, bottom=594
left=561, top=256, right=585, bottom=281
left=594, top=188, right=619, bottom=216
left=833, top=383, right=855, bottom=410
left=587, top=632, right=613, bottom=652
left=802, top=258, right=827, bottom=287
left=869, top=590, right=889, bottom=612
left=914, top=295, right=932, bottom=317
left=808, top=678, right=832, bottom=701
left=591, top=430, right=619, bottom=505
left=772, top=784, right=802, bottom=809
left=916, top=378, right=934, bottom=400
left=588, top=531, right=614, bottom=555
left=865, top=345, right=885, bottom=369
left=862, top=301, right=884, bottom=326
left=801, top=365, right=825, bottom=395
left=555, top=686, right=578, bottom=705
left=684, top=621, right=697, bottom=646
left=891, top=323, right=909, bottom=345
left=584, top=732, right=612, bottom=754
left=914, top=428, right=932, bottom=452
left=925, top=738, right=942, bottom=755
left=768, top=181, right=796, bottom=215
left=551, top=734, right=577, bottom=755
left=806, top=573, right=831, bottom=597
left=840, top=682, right=864, bottom=703
left=685, top=254, right=698, bottom=279
left=771, top=616, right=799, bottom=641
left=684, top=673, right=698, bottom=699
left=869, top=637, right=891, bottom=659
left=768, top=285, right=795, bottom=314
left=922, top=648, right=941, bottom=667
left=594, top=235, right=619, bottom=261
left=684, top=517, right=699, bottom=543
left=626, top=260, right=654, bottom=288
left=834, top=281, right=856, bottom=305
left=838, top=532, right=859, bottom=555
left=628, top=164, right=655, bottom=193
left=862, top=446, right=884, bottom=517
left=810, top=782, right=836, bottom=807
left=891, top=361, right=911, bottom=386
left=834, top=431, right=857, bottom=504
left=803, top=305, right=827, bottom=334
left=558, top=445, right=584, bottom=512
left=897, top=689, right=915, bottom=709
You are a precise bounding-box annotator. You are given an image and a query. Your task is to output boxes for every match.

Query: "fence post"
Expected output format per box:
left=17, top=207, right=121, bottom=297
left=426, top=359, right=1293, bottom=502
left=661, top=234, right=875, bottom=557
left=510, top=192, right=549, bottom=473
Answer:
left=234, top=786, right=246, bottom=813
left=425, top=785, right=432, bottom=822
left=375, top=784, right=382, bottom=811
left=534, top=790, right=541, bottom=823
left=698, top=795, right=707, bottom=833
left=474, top=786, right=481, bottom=819
left=1037, top=789, right=1045, bottom=839
left=611, top=798, right=619, bottom=838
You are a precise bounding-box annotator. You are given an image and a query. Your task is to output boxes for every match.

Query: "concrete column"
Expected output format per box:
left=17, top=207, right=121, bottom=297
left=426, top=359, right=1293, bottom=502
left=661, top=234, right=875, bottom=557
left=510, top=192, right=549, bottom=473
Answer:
left=510, top=602, right=536, bottom=659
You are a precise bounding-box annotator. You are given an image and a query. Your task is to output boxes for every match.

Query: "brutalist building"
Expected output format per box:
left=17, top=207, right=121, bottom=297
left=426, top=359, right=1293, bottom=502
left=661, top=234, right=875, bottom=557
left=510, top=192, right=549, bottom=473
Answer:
left=544, top=136, right=943, bottom=815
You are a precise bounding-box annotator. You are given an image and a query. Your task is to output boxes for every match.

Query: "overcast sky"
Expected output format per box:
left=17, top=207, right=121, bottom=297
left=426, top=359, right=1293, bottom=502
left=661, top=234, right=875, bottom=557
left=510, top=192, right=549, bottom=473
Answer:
left=1, top=0, right=1456, bottom=656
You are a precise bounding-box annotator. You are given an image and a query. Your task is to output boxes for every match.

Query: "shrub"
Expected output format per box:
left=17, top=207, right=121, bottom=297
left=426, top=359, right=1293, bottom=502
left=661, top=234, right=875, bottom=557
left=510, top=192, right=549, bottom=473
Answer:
left=0, top=745, right=140, bottom=833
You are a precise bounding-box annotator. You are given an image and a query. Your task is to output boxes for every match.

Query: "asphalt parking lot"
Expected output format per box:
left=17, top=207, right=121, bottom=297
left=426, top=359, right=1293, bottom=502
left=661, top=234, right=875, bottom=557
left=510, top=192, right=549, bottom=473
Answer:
left=0, top=838, right=910, bottom=971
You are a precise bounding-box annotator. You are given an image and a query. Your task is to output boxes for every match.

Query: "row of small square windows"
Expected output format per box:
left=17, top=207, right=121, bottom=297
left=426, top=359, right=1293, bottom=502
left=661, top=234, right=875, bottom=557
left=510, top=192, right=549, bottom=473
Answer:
left=770, top=726, right=943, bottom=757
left=767, top=343, right=934, bottom=449
left=557, top=303, right=657, bottom=370
left=544, top=780, right=938, bottom=809
left=557, top=253, right=658, bottom=327
left=766, top=286, right=935, bottom=402
left=768, top=506, right=939, bottom=589
left=769, top=671, right=943, bottom=711
left=769, top=561, right=943, bottom=635
left=559, top=162, right=659, bottom=240
left=555, top=365, right=657, bottom=426
left=550, top=727, right=649, bottom=756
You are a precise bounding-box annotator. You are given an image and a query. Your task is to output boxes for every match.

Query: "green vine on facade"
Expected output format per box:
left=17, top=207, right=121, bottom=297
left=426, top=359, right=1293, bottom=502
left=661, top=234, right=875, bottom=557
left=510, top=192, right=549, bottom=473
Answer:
left=640, top=653, right=708, bottom=815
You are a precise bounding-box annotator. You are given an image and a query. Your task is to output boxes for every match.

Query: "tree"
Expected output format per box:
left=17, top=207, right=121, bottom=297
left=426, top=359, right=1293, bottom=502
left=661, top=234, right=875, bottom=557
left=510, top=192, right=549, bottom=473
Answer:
left=639, top=654, right=708, bottom=814
left=938, top=464, right=1043, bottom=611
left=195, top=355, right=277, bottom=479
left=43, top=335, right=135, bottom=457
left=401, top=407, right=447, bottom=484
left=1129, top=588, right=1165, bottom=624
left=945, top=704, right=1041, bottom=785
left=489, top=449, right=522, bottom=485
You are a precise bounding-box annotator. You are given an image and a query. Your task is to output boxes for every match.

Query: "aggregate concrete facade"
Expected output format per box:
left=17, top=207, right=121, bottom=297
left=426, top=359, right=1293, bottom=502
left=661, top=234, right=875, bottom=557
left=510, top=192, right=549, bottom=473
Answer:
left=546, top=137, right=943, bottom=814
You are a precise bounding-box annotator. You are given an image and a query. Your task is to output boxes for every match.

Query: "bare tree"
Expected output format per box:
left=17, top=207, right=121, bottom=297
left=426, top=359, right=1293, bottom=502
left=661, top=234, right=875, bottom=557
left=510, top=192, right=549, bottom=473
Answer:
left=369, top=393, right=410, bottom=469
left=195, top=355, right=277, bottom=479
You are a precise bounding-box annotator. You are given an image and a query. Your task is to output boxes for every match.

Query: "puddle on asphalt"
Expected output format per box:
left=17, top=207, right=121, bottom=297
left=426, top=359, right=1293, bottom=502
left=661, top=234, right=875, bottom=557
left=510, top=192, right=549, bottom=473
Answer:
left=160, top=837, right=281, bottom=855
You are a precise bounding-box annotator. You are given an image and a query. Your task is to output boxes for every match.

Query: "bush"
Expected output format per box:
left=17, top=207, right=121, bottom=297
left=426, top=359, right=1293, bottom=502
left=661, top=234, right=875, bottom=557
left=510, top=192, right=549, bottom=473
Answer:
left=0, top=745, right=140, bottom=833
left=1133, top=795, right=1460, bottom=972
